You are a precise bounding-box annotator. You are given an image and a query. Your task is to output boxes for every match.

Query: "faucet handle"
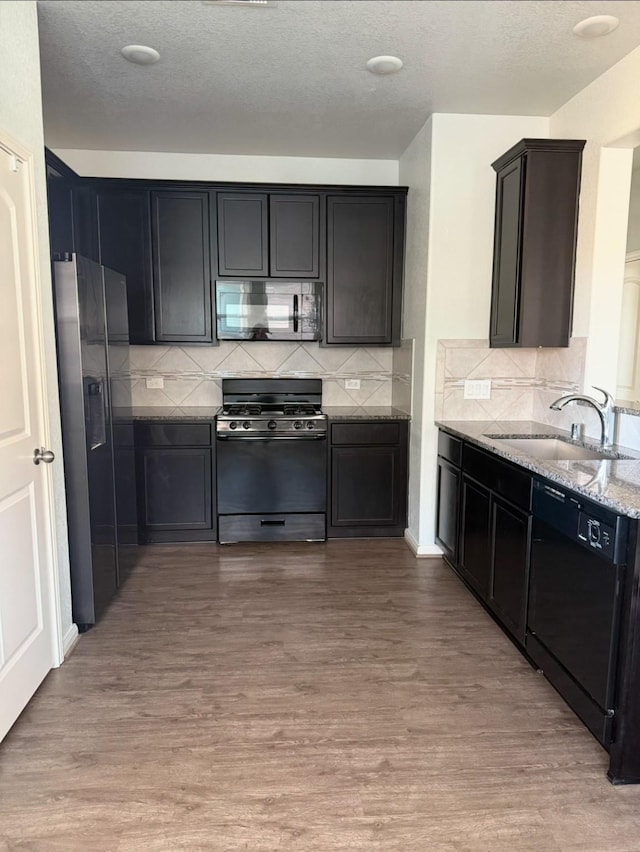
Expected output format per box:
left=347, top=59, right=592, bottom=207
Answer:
left=592, top=386, right=614, bottom=409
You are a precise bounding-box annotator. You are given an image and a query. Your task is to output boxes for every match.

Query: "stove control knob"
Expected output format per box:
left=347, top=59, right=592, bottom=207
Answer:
left=242, top=421, right=251, bottom=430
left=306, top=420, right=315, bottom=430
left=268, top=420, right=277, bottom=431
left=294, top=420, right=303, bottom=430
left=229, top=421, right=238, bottom=430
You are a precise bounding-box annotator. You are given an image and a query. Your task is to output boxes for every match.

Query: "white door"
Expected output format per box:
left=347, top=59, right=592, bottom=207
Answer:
left=616, top=253, right=640, bottom=401
left=0, top=135, right=59, bottom=741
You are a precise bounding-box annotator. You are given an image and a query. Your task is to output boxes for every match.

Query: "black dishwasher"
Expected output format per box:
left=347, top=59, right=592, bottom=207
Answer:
left=527, top=479, right=629, bottom=746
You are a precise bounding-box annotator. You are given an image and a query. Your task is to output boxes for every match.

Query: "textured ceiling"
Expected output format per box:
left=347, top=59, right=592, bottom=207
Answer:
left=37, top=0, right=640, bottom=159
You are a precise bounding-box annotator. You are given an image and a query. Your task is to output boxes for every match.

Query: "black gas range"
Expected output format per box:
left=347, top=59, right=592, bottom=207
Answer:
left=216, top=379, right=327, bottom=439
left=215, top=379, right=328, bottom=543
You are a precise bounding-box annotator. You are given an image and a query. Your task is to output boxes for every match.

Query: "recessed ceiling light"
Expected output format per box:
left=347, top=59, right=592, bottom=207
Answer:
left=573, top=15, right=619, bottom=38
left=366, top=55, right=403, bottom=76
left=120, top=44, right=161, bottom=65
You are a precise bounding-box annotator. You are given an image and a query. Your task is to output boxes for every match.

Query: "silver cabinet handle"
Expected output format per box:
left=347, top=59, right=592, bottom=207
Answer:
left=33, top=447, right=55, bottom=465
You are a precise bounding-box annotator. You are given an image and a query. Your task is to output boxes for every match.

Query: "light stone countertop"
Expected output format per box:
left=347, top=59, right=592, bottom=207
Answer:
left=436, top=419, right=640, bottom=519
left=120, top=406, right=411, bottom=422
left=324, top=406, right=410, bottom=421
left=615, top=400, right=640, bottom=416
left=123, top=406, right=220, bottom=421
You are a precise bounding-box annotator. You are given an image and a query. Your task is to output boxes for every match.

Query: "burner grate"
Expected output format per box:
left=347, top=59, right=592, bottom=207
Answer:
left=283, top=403, right=319, bottom=416
left=225, top=403, right=262, bottom=416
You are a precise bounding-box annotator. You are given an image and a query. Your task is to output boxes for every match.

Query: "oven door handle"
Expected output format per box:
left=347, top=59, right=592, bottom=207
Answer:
left=216, top=433, right=326, bottom=441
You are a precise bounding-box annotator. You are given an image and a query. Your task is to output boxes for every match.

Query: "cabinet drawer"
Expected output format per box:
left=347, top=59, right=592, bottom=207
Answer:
left=135, top=422, right=212, bottom=447
left=331, top=422, right=401, bottom=446
left=463, top=443, right=531, bottom=510
left=218, top=513, right=326, bottom=544
left=437, top=430, right=462, bottom=467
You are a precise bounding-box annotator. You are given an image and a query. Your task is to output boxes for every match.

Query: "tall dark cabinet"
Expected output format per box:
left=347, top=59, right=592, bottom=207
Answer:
left=489, top=138, right=585, bottom=348
left=326, top=195, right=404, bottom=346
left=96, top=188, right=154, bottom=344
left=151, top=191, right=214, bottom=343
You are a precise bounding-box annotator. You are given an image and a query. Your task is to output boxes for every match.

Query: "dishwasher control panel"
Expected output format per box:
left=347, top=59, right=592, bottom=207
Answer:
left=577, top=513, right=615, bottom=557
left=533, top=478, right=629, bottom=565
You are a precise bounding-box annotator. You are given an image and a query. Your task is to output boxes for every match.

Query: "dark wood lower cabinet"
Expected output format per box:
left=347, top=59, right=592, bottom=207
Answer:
left=435, top=457, right=460, bottom=565
left=328, top=420, right=408, bottom=538
left=437, top=429, right=533, bottom=647
left=459, top=476, right=491, bottom=597
left=135, top=422, right=216, bottom=543
left=489, top=497, right=530, bottom=643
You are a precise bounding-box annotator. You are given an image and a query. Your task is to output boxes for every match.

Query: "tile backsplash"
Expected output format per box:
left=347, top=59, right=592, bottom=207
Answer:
left=128, top=342, right=409, bottom=408
left=436, top=337, right=587, bottom=427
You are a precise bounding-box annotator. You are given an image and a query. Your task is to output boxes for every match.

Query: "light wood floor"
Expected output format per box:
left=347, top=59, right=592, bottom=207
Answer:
left=2, top=540, right=640, bottom=851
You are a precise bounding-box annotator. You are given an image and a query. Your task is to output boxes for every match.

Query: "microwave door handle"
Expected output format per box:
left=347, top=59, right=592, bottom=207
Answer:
left=293, top=294, right=299, bottom=334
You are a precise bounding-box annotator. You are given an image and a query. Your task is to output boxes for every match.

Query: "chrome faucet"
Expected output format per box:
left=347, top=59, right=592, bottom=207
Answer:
left=549, top=387, right=615, bottom=450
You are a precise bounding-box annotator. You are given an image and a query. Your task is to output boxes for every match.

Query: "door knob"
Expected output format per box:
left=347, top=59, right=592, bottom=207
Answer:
left=33, top=447, right=55, bottom=465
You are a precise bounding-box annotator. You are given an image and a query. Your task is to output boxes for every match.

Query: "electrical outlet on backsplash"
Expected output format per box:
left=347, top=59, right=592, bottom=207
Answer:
left=128, top=340, right=414, bottom=410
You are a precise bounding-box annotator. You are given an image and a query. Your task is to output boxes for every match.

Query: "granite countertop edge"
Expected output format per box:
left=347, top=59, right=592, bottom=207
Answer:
left=436, top=419, right=640, bottom=519
left=119, top=406, right=411, bottom=422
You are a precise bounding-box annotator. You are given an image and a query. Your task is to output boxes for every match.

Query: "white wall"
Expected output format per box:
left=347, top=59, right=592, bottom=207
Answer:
left=53, top=149, right=399, bottom=186
left=627, top=167, right=640, bottom=253
left=550, top=44, right=640, bottom=394
left=401, top=114, right=549, bottom=550
left=0, top=3, right=73, bottom=643
left=399, top=118, right=432, bottom=548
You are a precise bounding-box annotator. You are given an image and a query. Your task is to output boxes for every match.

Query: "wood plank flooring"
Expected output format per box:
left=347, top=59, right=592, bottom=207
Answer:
left=2, top=540, right=640, bottom=851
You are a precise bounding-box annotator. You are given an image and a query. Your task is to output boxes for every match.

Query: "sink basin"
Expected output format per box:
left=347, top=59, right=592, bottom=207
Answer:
left=484, top=436, right=628, bottom=462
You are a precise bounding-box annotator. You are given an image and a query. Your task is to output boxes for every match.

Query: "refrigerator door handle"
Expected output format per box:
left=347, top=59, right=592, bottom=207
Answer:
left=86, top=377, right=107, bottom=450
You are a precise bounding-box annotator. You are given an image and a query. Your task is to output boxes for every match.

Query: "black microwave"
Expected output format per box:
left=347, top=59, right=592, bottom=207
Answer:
left=215, top=281, right=323, bottom=341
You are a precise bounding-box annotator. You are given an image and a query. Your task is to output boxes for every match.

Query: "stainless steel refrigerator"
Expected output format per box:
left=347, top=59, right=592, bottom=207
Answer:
left=53, top=254, right=137, bottom=629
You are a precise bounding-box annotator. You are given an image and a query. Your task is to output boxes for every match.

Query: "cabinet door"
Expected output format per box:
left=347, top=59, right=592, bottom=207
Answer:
left=326, top=196, right=395, bottom=345
left=217, top=192, right=268, bottom=277
left=152, top=191, right=213, bottom=343
left=489, top=498, right=530, bottom=643
left=46, top=172, right=74, bottom=257
left=72, top=183, right=98, bottom=262
left=436, top=457, right=460, bottom=566
left=459, top=476, right=491, bottom=597
left=490, top=158, right=523, bottom=346
left=269, top=194, right=320, bottom=278
left=137, top=447, right=213, bottom=538
left=97, top=189, right=154, bottom=344
left=329, top=444, right=407, bottom=536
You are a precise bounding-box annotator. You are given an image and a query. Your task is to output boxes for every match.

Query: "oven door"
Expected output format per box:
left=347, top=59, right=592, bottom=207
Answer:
left=216, top=435, right=327, bottom=515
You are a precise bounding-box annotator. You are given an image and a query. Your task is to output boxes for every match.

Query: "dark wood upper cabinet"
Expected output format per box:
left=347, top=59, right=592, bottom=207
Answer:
left=326, top=195, right=404, bottom=346
left=151, top=191, right=213, bottom=343
left=269, top=194, right=320, bottom=278
left=217, top=192, right=268, bottom=277
left=490, top=138, right=585, bottom=348
left=45, top=150, right=98, bottom=262
left=96, top=189, right=154, bottom=344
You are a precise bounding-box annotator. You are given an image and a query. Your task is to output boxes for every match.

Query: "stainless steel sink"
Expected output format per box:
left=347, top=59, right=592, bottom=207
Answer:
left=484, top=436, right=629, bottom=461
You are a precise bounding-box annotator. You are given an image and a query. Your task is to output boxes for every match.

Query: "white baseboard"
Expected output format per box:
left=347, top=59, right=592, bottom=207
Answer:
left=62, top=623, right=80, bottom=658
left=404, top=529, right=443, bottom=558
